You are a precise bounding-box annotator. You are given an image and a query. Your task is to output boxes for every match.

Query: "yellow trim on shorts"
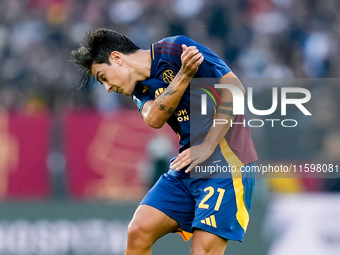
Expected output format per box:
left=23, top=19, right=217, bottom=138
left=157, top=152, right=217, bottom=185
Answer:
left=219, top=138, right=249, bottom=231
left=175, top=228, right=193, bottom=241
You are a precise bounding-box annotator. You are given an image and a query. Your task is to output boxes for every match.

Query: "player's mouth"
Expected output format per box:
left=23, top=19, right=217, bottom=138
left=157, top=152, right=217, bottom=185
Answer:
left=113, top=86, right=121, bottom=93
left=117, top=88, right=130, bottom=96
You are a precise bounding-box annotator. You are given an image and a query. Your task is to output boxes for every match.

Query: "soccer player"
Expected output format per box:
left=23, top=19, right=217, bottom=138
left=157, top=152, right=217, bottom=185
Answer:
left=71, top=29, right=257, bottom=255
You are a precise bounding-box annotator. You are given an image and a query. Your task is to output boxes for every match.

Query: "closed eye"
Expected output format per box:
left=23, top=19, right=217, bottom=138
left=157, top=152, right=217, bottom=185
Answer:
left=100, top=75, right=108, bottom=84
left=96, top=71, right=103, bottom=84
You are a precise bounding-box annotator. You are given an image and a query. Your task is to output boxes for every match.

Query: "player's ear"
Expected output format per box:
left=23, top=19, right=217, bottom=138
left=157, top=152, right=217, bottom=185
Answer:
left=110, top=51, right=123, bottom=65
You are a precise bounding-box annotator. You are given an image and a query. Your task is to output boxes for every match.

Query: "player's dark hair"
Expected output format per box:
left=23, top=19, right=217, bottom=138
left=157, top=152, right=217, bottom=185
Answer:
left=70, top=28, right=140, bottom=87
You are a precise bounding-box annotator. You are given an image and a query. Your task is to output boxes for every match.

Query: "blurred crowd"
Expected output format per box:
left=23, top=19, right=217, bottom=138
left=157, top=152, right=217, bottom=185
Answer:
left=0, top=0, right=339, bottom=193
left=1, top=0, right=340, bottom=111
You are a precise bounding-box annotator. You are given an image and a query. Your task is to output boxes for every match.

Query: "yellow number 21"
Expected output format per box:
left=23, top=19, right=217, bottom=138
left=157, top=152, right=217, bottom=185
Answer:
left=198, top=186, right=225, bottom=211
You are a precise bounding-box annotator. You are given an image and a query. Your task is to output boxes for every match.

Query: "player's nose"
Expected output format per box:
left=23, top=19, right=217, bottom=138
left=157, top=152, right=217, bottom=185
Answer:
left=104, top=82, right=113, bottom=92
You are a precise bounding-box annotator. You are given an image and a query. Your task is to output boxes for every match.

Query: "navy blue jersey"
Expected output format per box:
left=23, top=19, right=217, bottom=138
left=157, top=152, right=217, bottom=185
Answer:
left=132, top=36, right=230, bottom=152
left=133, top=37, right=257, bottom=241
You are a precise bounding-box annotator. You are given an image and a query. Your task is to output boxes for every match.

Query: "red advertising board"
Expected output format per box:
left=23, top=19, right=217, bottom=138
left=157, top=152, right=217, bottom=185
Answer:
left=64, top=110, right=177, bottom=200
left=0, top=112, right=50, bottom=199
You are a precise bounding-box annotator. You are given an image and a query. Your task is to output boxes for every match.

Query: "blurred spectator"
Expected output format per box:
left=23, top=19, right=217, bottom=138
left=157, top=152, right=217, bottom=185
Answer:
left=1, top=0, right=340, bottom=112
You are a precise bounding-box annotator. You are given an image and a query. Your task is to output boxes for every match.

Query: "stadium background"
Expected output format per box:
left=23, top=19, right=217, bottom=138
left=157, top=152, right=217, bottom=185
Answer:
left=0, top=0, right=339, bottom=254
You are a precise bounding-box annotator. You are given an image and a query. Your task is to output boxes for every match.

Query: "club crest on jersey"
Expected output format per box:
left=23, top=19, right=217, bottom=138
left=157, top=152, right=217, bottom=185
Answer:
left=162, top=69, right=175, bottom=83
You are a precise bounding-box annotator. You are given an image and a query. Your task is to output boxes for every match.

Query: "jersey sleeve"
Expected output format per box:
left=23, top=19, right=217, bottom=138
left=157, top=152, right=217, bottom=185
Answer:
left=131, top=83, right=153, bottom=112
left=168, top=36, right=231, bottom=78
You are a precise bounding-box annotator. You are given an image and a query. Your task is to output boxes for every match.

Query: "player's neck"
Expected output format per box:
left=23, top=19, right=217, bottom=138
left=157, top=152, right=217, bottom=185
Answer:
left=129, top=49, right=151, bottom=82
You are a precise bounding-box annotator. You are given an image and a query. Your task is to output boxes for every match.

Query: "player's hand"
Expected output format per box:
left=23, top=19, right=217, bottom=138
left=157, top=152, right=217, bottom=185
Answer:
left=170, top=143, right=214, bottom=173
left=180, top=44, right=204, bottom=78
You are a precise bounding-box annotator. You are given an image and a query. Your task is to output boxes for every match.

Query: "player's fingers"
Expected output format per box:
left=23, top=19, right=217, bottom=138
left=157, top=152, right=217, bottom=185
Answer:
left=170, top=159, right=180, bottom=169
left=181, top=49, right=199, bottom=62
left=173, top=152, right=190, bottom=164
left=187, top=52, right=203, bottom=67
left=173, top=153, right=191, bottom=170
left=181, top=46, right=198, bottom=57
left=185, top=156, right=202, bottom=173
left=170, top=160, right=178, bottom=169
left=184, top=150, right=206, bottom=173
left=170, top=151, right=185, bottom=165
left=183, top=53, right=203, bottom=72
left=184, top=45, right=197, bottom=51
left=185, top=51, right=201, bottom=63
left=170, top=150, right=188, bottom=165
left=170, top=159, right=188, bottom=170
left=170, top=149, right=190, bottom=169
left=185, top=161, right=198, bottom=173
left=195, top=54, right=204, bottom=65
left=174, top=158, right=190, bottom=171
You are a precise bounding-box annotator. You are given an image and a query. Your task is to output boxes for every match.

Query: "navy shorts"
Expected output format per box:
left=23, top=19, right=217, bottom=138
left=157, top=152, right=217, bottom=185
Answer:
left=140, top=162, right=255, bottom=241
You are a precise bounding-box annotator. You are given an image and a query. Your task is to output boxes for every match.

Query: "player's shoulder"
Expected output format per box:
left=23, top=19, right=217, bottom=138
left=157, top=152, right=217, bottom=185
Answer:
left=154, top=35, right=201, bottom=61
left=156, top=35, right=196, bottom=47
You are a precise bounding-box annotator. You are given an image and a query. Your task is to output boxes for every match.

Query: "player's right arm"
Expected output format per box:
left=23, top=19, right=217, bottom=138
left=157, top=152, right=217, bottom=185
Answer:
left=141, top=45, right=204, bottom=129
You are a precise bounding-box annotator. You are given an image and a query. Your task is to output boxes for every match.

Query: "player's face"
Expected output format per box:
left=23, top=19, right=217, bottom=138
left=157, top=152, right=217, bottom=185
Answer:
left=91, top=52, right=135, bottom=96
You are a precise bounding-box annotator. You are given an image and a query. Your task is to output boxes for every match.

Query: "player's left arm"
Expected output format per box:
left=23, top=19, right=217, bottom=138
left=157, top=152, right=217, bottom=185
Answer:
left=170, top=71, right=245, bottom=172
